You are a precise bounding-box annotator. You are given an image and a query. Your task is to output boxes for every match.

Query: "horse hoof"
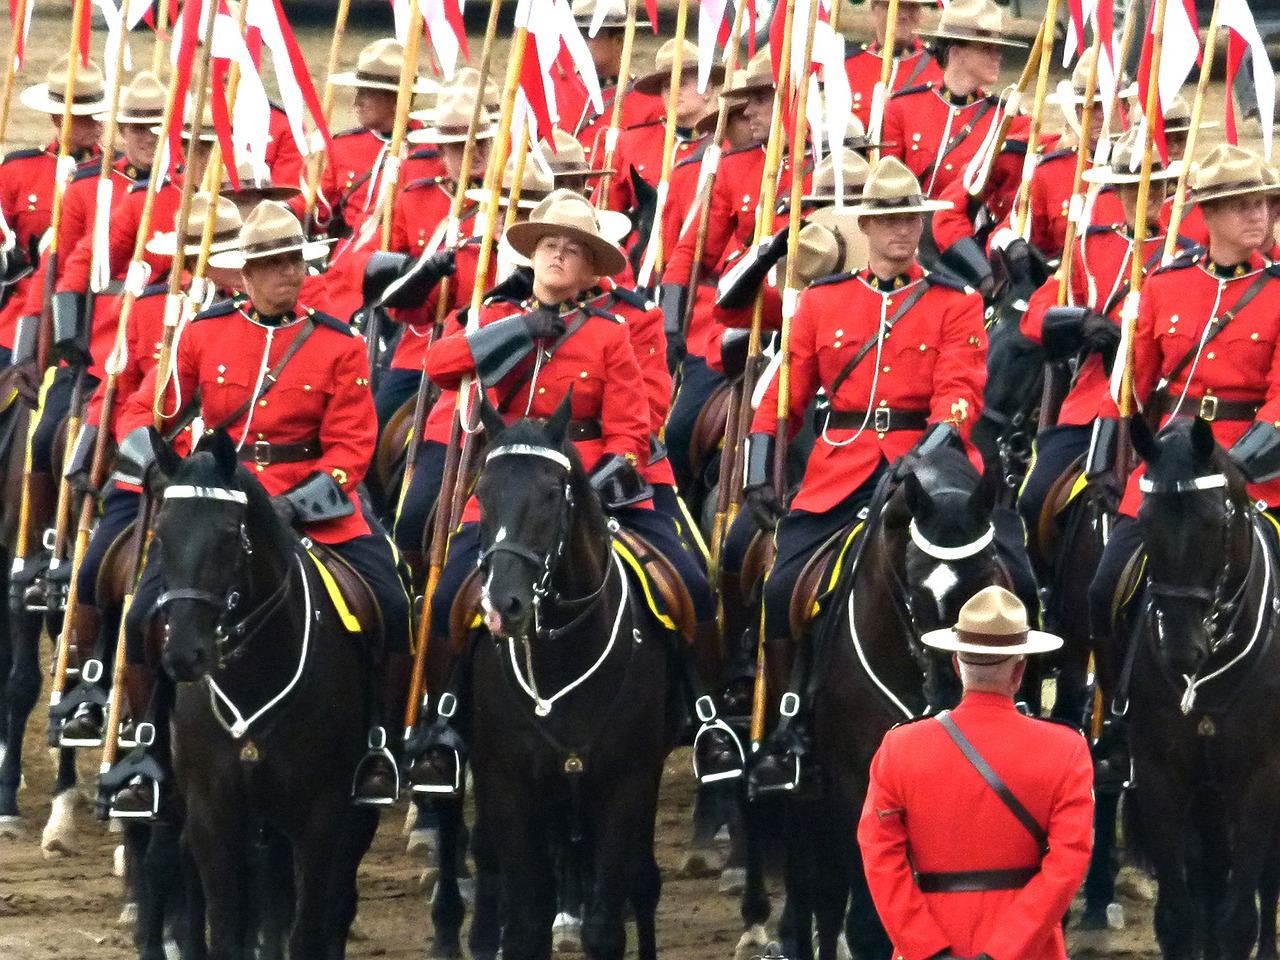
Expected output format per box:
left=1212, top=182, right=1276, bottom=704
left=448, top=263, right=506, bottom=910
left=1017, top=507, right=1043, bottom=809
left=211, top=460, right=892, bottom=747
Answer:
left=552, top=912, right=582, bottom=954
left=718, top=866, right=746, bottom=895
left=117, top=902, right=138, bottom=926
left=734, top=924, right=770, bottom=960
left=837, top=933, right=852, bottom=960
left=407, top=827, right=435, bottom=857
left=680, top=847, right=721, bottom=878
left=429, top=938, right=463, bottom=960
left=419, top=864, right=440, bottom=890
left=40, top=789, right=81, bottom=858
left=0, top=815, right=27, bottom=840
left=113, top=843, right=125, bottom=877
left=1115, top=866, right=1156, bottom=902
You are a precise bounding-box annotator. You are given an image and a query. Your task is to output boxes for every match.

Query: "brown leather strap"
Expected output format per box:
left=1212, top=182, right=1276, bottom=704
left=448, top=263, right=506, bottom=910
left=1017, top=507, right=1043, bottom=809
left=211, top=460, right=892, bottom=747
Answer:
left=237, top=439, right=321, bottom=466
left=566, top=418, right=603, bottom=441
left=211, top=318, right=318, bottom=433
left=915, top=866, right=1040, bottom=893
left=825, top=408, right=928, bottom=432
left=1147, top=394, right=1262, bottom=423
left=828, top=281, right=933, bottom=400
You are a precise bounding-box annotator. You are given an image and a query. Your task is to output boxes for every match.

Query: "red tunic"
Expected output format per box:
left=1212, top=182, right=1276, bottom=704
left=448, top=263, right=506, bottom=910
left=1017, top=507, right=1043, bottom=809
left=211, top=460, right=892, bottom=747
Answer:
left=266, top=104, right=305, bottom=190
left=663, top=143, right=767, bottom=288
left=85, top=281, right=170, bottom=432
left=598, top=121, right=705, bottom=213
left=119, top=298, right=376, bottom=543
left=1111, top=252, right=1280, bottom=515
left=751, top=264, right=986, bottom=512
left=842, top=41, right=943, bottom=130
left=882, top=84, right=1010, bottom=200
left=551, top=69, right=664, bottom=166
left=660, top=146, right=710, bottom=265
left=58, top=178, right=183, bottom=298
left=859, top=691, right=1094, bottom=960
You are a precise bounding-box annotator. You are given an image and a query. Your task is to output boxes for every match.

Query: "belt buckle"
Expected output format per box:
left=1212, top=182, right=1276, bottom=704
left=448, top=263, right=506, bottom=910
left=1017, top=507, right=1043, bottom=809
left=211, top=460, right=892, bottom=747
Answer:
left=1199, top=395, right=1218, bottom=422
left=874, top=407, right=891, bottom=433
left=252, top=440, right=271, bottom=467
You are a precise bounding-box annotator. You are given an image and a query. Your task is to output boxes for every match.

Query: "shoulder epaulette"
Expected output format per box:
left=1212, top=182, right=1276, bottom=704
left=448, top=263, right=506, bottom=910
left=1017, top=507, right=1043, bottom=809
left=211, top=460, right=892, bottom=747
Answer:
left=809, top=270, right=859, bottom=288
left=846, top=43, right=871, bottom=58
left=1158, top=250, right=1200, bottom=272
left=608, top=285, right=652, bottom=311
left=924, top=269, right=972, bottom=293
left=402, top=176, right=445, bottom=193
left=627, top=119, right=665, bottom=133
left=1084, top=223, right=1117, bottom=237
left=889, top=714, right=932, bottom=730
left=139, top=281, right=169, bottom=299
left=71, top=162, right=101, bottom=183
left=724, top=142, right=764, bottom=158
left=304, top=307, right=354, bottom=335
left=1041, top=147, right=1076, bottom=163
left=1, top=147, right=45, bottom=164
left=408, top=146, right=441, bottom=160
left=1001, top=139, right=1030, bottom=156
left=673, top=143, right=710, bottom=170
left=193, top=296, right=243, bottom=321
left=332, top=125, right=367, bottom=139
left=891, top=81, right=934, bottom=99
left=582, top=303, right=625, bottom=323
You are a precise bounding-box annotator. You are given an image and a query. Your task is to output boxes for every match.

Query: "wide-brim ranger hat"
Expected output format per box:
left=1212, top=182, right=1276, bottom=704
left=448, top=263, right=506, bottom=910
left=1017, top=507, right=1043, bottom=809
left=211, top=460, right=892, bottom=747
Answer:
left=693, top=68, right=751, bottom=136
left=721, top=48, right=775, bottom=100
left=220, top=161, right=301, bottom=202
left=1046, top=48, right=1138, bottom=107
left=634, top=39, right=724, bottom=96
left=921, top=585, right=1063, bottom=656
left=464, top=152, right=556, bottom=210
left=775, top=219, right=858, bottom=285
left=153, top=101, right=220, bottom=143
left=542, top=127, right=607, bottom=179
left=846, top=156, right=953, bottom=216
left=410, top=66, right=501, bottom=123
left=1082, top=128, right=1183, bottom=186
left=922, top=0, right=1031, bottom=50
left=329, top=38, right=438, bottom=95
left=407, top=88, right=499, bottom=145
left=21, top=56, right=109, bottom=116
left=208, top=200, right=334, bottom=269
left=96, top=70, right=167, bottom=125
left=798, top=147, right=873, bottom=205
left=506, top=195, right=627, bottom=276
left=1162, top=93, right=1220, bottom=134
left=571, top=0, right=650, bottom=32
left=146, top=193, right=243, bottom=257
left=805, top=206, right=868, bottom=274
left=1187, top=143, right=1280, bottom=206
left=518, top=189, right=631, bottom=254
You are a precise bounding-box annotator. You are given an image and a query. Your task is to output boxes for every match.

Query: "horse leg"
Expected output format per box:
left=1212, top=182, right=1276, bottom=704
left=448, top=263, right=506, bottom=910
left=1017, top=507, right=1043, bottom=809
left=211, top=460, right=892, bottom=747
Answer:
left=736, top=790, right=775, bottom=960
left=323, top=810, right=376, bottom=960
left=186, top=803, right=251, bottom=960
left=1216, top=788, right=1280, bottom=960
left=468, top=806, right=503, bottom=960
left=583, top=791, right=658, bottom=960
left=135, top=820, right=183, bottom=960
left=553, top=833, right=585, bottom=955
left=1257, top=846, right=1280, bottom=960
left=779, top=803, right=815, bottom=960
left=1133, top=763, right=1197, bottom=960
left=287, top=799, right=350, bottom=960
left=178, top=841, right=209, bottom=960
left=430, top=796, right=467, bottom=959
left=0, top=606, right=42, bottom=826
left=496, top=803, right=555, bottom=960
left=40, top=746, right=81, bottom=855
left=630, top=849, right=662, bottom=960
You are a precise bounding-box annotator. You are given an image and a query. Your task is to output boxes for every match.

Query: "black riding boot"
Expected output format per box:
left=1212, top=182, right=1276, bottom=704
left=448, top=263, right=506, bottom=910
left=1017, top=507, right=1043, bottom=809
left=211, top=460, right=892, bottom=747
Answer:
left=404, top=636, right=470, bottom=797
left=52, top=603, right=107, bottom=746
left=683, top=625, right=745, bottom=784
left=747, top=639, right=813, bottom=796
left=16, top=471, right=57, bottom=610
left=101, top=668, right=171, bottom=820
left=352, top=652, right=414, bottom=806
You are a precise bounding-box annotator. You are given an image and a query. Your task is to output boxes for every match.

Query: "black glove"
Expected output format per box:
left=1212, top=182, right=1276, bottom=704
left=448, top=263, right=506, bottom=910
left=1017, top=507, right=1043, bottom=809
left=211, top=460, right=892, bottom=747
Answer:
left=1081, top=310, right=1120, bottom=357
left=942, top=235, right=995, bottom=300
left=744, top=482, right=784, bottom=533
left=658, top=282, right=687, bottom=372
left=486, top=266, right=535, bottom=305
left=385, top=249, right=457, bottom=309
left=1000, top=237, right=1036, bottom=288
left=719, top=329, right=750, bottom=380
left=7, top=359, right=42, bottom=407
left=521, top=306, right=566, bottom=340
left=270, top=493, right=299, bottom=527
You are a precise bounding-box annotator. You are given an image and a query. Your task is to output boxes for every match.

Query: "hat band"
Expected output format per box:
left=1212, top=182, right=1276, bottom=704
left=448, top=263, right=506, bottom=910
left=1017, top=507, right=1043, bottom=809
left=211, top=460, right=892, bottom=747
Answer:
left=356, top=68, right=402, bottom=86
left=48, top=87, right=105, bottom=105
left=434, top=123, right=474, bottom=137
left=241, top=234, right=308, bottom=257
left=938, top=27, right=1013, bottom=44
left=861, top=194, right=930, bottom=210
left=1193, top=176, right=1267, bottom=197
left=953, top=628, right=1030, bottom=648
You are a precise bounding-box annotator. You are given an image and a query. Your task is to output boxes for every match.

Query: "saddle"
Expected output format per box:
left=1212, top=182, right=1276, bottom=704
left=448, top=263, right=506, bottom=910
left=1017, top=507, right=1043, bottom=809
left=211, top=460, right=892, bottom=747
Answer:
left=451, top=568, right=484, bottom=651
left=688, top=380, right=735, bottom=476
left=1033, top=454, right=1087, bottom=564
left=306, top=543, right=382, bottom=637
left=787, top=523, right=861, bottom=641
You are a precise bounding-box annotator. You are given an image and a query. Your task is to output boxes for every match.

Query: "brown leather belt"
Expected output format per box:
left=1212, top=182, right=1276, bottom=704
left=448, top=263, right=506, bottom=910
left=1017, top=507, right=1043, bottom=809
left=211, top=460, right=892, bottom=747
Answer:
left=826, top=408, right=929, bottom=432
left=238, top=439, right=321, bottom=466
left=1148, top=394, right=1262, bottom=423
left=567, top=418, right=603, bottom=441
left=915, top=866, right=1040, bottom=893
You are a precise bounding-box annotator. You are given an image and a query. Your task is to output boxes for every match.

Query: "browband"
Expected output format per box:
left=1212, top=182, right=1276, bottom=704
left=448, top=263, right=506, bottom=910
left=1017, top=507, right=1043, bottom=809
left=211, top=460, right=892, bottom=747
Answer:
left=908, top=519, right=995, bottom=561
left=164, top=484, right=249, bottom=504
left=485, top=444, right=572, bottom=471
left=1138, top=474, right=1228, bottom=494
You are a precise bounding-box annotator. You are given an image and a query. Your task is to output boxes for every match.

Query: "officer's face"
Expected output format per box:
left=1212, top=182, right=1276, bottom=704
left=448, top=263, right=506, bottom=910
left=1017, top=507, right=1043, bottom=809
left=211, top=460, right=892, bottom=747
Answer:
left=949, top=41, right=1003, bottom=88
left=666, top=73, right=716, bottom=128
left=741, top=90, right=774, bottom=142
left=585, top=30, right=625, bottom=76
left=442, top=139, right=493, bottom=186
left=859, top=211, right=924, bottom=264
left=55, top=114, right=102, bottom=152
left=1203, top=194, right=1270, bottom=256
left=724, top=108, right=753, bottom=150
left=242, top=251, right=307, bottom=316
left=120, top=124, right=159, bottom=170
left=532, top=235, right=597, bottom=297
left=871, top=0, right=923, bottom=46
left=353, top=87, right=399, bottom=133
left=1165, top=130, right=1190, bottom=163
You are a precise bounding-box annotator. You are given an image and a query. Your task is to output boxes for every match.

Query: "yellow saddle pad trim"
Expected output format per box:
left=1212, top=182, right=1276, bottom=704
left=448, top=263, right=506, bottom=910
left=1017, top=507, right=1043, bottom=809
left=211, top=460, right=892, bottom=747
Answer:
left=1262, top=511, right=1280, bottom=542
left=306, top=550, right=362, bottom=633
left=612, top=537, right=676, bottom=632
left=812, top=521, right=866, bottom=618
left=1061, top=471, right=1090, bottom=513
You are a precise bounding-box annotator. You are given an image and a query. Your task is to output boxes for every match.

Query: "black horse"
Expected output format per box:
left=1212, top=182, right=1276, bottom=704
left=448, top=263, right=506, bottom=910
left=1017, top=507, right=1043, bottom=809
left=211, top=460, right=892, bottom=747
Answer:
left=452, top=397, right=683, bottom=960
left=147, top=427, right=378, bottom=959
left=1118, top=416, right=1280, bottom=960
left=738, top=445, right=1026, bottom=960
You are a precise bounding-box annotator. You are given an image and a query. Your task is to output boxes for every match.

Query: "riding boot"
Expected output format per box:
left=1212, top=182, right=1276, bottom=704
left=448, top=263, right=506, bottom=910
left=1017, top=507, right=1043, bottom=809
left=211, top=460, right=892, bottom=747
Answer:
left=405, top=636, right=471, bottom=797
left=683, top=626, right=745, bottom=785
left=352, top=653, right=414, bottom=806
left=17, top=471, right=57, bottom=610
left=103, top=672, right=172, bottom=820
left=55, top=603, right=107, bottom=745
left=747, top=633, right=814, bottom=796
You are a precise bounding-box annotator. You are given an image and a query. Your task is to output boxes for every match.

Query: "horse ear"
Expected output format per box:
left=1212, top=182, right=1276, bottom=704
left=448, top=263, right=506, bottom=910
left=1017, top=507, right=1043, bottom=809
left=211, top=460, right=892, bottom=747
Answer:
left=478, top=391, right=506, bottom=441
left=1191, top=415, right=1217, bottom=463
left=902, top=469, right=931, bottom=517
left=968, top=464, right=999, bottom=519
left=1129, top=414, right=1160, bottom=467
left=546, top=387, right=574, bottom=449
left=147, top=427, right=181, bottom=478
left=209, top=428, right=239, bottom=482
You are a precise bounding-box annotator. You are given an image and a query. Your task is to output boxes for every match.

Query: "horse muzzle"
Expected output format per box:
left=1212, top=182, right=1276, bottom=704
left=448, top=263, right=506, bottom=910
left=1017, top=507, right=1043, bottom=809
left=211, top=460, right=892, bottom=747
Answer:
left=162, top=640, right=212, bottom=684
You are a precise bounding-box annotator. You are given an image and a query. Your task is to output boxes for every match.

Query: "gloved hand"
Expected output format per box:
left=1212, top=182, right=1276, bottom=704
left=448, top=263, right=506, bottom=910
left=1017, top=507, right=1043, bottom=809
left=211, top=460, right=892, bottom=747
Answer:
left=1082, top=310, right=1120, bottom=355
left=1000, top=236, right=1036, bottom=288
left=270, top=493, right=299, bottom=527
left=659, top=282, right=687, bottom=372
left=487, top=266, right=535, bottom=305
left=744, top=482, right=784, bottom=533
left=521, top=306, right=566, bottom=340
left=1091, top=470, right=1124, bottom=513
left=7, top=356, right=42, bottom=407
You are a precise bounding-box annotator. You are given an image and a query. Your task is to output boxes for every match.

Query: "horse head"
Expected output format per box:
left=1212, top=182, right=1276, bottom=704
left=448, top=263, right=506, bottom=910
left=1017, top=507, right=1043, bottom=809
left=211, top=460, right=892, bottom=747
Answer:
left=894, top=444, right=1005, bottom=709
left=474, top=391, right=607, bottom=640
left=1132, top=414, right=1255, bottom=677
left=149, top=427, right=290, bottom=683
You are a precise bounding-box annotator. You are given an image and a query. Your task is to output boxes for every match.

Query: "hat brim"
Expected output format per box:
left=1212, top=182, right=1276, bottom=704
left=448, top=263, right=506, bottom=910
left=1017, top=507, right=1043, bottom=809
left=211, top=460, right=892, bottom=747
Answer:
left=1191, top=180, right=1280, bottom=205
left=1165, top=120, right=1219, bottom=134
left=222, top=186, right=302, bottom=202
left=693, top=100, right=748, bottom=136
left=505, top=219, right=627, bottom=277
left=464, top=187, right=555, bottom=210
left=806, top=207, right=867, bottom=274
left=633, top=64, right=725, bottom=97
left=1082, top=160, right=1184, bottom=185
left=847, top=197, right=953, bottom=216
left=920, top=627, right=1063, bottom=655
left=208, top=239, right=334, bottom=270
left=574, top=15, right=651, bottom=30
left=408, top=122, right=499, bottom=145
left=98, top=110, right=166, bottom=124
left=549, top=163, right=608, bottom=179
left=1047, top=81, right=1139, bottom=107
left=596, top=209, right=632, bottom=244
left=145, top=233, right=241, bottom=258
left=150, top=123, right=219, bottom=142
left=21, top=85, right=108, bottom=116
left=329, top=72, right=438, bottom=95
left=921, top=29, right=1031, bottom=50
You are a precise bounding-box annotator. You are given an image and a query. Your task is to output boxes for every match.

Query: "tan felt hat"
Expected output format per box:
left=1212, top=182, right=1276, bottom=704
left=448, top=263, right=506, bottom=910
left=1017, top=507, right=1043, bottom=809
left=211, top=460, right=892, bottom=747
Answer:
left=219, top=160, right=301, bottom=202
left=921, top=0, right=1031, bottom=50
left=921, top=585, right=1063, bottom=655
left=845, top=156, right=953, bottom=216
left=330, top=39, right=439, bottom=95
left=571, top=0, right=650, bottom=30
left=693, top=68, right=752, bottom=136
left=542, top=127, right=606, bottom=179
left=208, top=200, right=333, bottom=269
left=464, top=151, right=556, bottom=210
left=152, top=99, right=219, bottom=143
left=1082, top=127, right=1182, bottom=185
left=21, top=56, right=108, bottom=116
left=1188, top=143, right=1280, bottom=205
left=408, top=87, right=499, bottom=144
left=805, top=206, right=868, bottom=275
left=721, top=48, right=775, bottom=100
left=801, top=149, right=873, bottom=205
left=506, top=194, right=627, bottom=276
left=634, top=39, right=724, bottom=96
left=410, top=66, right=501, bottom=124
left=146, top=193, right=243, bottom=257
left=100, top=70, right=167, bottom=125
left=1161, top=93, right=1220, bottom=134
left=1046, top=47, right=1138, bottom=107
left=526, top=188, right=631, bottom=244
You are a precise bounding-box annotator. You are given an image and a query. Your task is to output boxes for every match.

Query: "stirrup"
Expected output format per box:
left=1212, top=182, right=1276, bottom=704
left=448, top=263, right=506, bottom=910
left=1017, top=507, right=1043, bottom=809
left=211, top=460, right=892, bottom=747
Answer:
left=747, top=750, right=802, bottom=797
left=352, top=726, right=400, bottom=807
left=53, top=660, right=108, bottom=747
left=406, top=702, right=466, bottom=797
left=101, top=723, right=164, bottom=820
left=691, top=696, right=746, bottom=785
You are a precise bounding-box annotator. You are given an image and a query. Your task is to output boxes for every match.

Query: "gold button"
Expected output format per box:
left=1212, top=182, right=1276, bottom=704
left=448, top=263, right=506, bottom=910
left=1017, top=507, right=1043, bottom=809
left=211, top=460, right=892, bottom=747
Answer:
left=1207, top=352, right=1215, bottom=360
left=1168, top=327, right=1176, bottom=334
left=879, top=399, right=888, bottom=407
left=882, top=365, right=891, bottom=372
left=912, top=134, right=921, bottom=142
left=259, top=399, right=268, bottom=407
left=217, top=364, right=226, bottom=372
left=877, top=432, right=886, bottom=439
left=910, top=144, right=919, bottom=151
left=257, top=433, right=265, bottom=439
left=945, top=163, right=952, bottom=171
left=579, top=371, right=589, bottom=378
left=27, top=193, right=37, bottom=202
left=835, top=329, right=843, bottom=337
left=303, top=384, right=312, bottom=391
left=256, top=465, right=264, bottom=472
left=919, top=343, right=927, bottom=351
left=538, top=386, right=546, bottom=394
left=1252, top=332, right=1260, bottom=340
left=216, top=376, right=225, bottom=383
left=834, top=341, right=842, bottom=348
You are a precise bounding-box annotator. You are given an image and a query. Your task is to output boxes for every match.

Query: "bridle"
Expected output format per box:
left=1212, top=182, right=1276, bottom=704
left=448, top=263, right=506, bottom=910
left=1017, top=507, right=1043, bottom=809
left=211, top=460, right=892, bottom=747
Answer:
left=478, top=443, right=610, bottom=640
